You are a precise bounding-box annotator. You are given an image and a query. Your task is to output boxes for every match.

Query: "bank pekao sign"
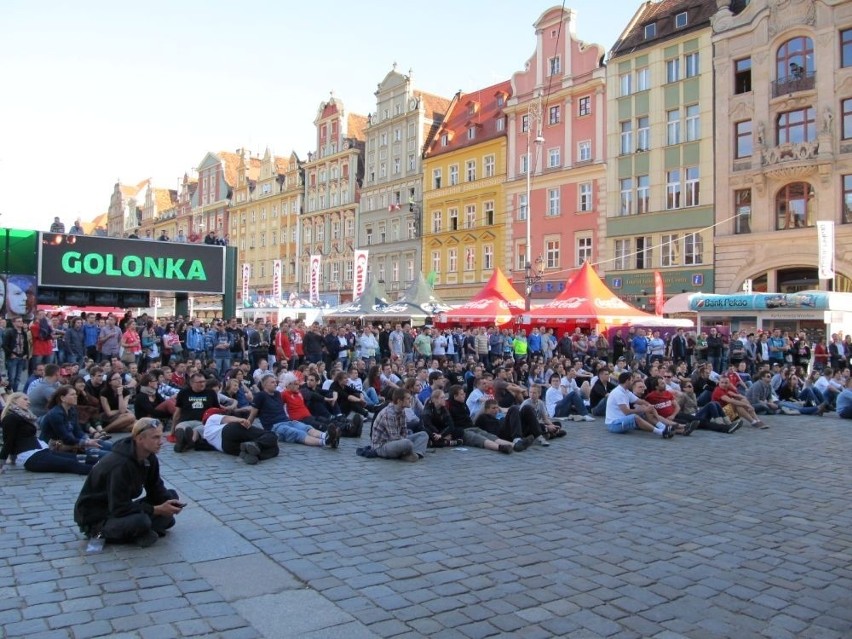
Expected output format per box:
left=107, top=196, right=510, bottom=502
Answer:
left=38, top=233, right=226, bottom=294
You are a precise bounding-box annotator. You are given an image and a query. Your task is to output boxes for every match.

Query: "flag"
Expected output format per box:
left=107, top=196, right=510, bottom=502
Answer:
left=817, top=221, right=835, bottom=279
left=272, top=260, right=282, bottom=299
left=309, top=254, right=321, bottom=303
left=653, top=271, right=664, bottom=316
left=353, top=250, right=369, bottom=299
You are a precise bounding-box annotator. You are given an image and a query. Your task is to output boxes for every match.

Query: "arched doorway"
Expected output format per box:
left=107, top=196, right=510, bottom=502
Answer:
left=746, top=268, right=852, bottom=293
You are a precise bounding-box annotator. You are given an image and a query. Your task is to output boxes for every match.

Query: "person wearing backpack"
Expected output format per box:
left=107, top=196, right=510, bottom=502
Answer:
left=30, top=310, right=55, bottom=369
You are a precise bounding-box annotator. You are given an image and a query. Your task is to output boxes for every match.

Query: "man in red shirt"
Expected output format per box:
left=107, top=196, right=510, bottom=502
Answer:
left=644, top=377, right=695, bottom=435
left=711, top=376, right=766, bottom=429
left=281, top=373, right=328, bottom=430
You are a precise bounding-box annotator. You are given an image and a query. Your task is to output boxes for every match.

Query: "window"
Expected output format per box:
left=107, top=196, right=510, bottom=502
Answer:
left=548, top=56, right=561, bottom=76
left=620, top=178, right=633, bottom=216
left=735, top=121, right=753, bottom=158
left=379, top=163, right=386, bottom=178
left=636, top=67, right=650, bottom=91
left=466, top=160, right=476, bottom=182
left=545, top=238, right=560, bottom=269
left=483, top=244, right=494, bottom=270
left=843, top=29, right=852, bottom=68
left=577, top=236, right=592, bottom=266
left=685, top=105, right=700, bottom=141
left=467, top=127, right=476, bottom=140
left=685, top=233, right=703, bottom=265
left=549, top=105, right=561, bottom=125
left=449, top=208, right=459, bottom=231
left=496, top=117, right=505, bottom=132
left=378, top=222, right=386, bottom=243
left=516, top=243, right=527, bottom=271
left=776, top=182, right=813, bottom=230
left=441, top=134, right=448, bottom=146
left=315, top=223, right=324, bottom=241
left=579, top=182, right=593, bottom=212
left=620, top=73, right=632, bottom=97
left=684, top=52, right=699, bottom=78
left=408, top=154, right=416, bottom=171
left=465, top=205, right=476, bottom=228
left=578, top=96, right=591, bottom=116
left=635, top=236, right=652, bottom=269
left=843, top=99, right=852, bottom=140
left=331, top=220, right=340, bottom=239
left=578, top=140, right=592, bottom=162
left=432, top=211, right=443, bottom=233
left=776, top=36, right=814, bottom=82
left=448, top=248, right=457, bottom=272
left=548, top=147, right=561, bottom=168
left=614, top=239, right=631, bottom=270
left=431, top=251, right=441, bottom=275
left=644, top=23, right=656, bottom=39
left=521, top=115, right=530, bottom=132
left=620, top=121, right=633, bottom=154
left=484, top=201, right=494, bottom=225
left=518, top=194, right=528, bottom=220
left=393, top=158, right=400, bottom=174
left=637, top=175, right=650, bottom=214
left=548, top=188, right=561, bottom=216
left=675, top=11, right=688, bottom=28
left=637, top=116, right=650, bottom=151
left=661, top=234, right=680, bottom=267
left=433, top=168, right=442, bottom=189
left=666, top=58, right=680, bottom=83
left=449, top=165, right=459, bottom=185
left=484, top=155, right=495, bottom=177
left=666, top=170, right=681, bottom=209
left=777, top=107, right=816, bottom=144
left=843, top=175, right=852, bottom=223
left=464, top=247, right=475, bottom=271
left=735, top=57, right=752, bottom=94
left=735, top=188, right=752, bottom=234
left=520, top=153, right=529, bottom=174
left=685, top=167, right=700, bottom=207
left=667, top=109, right=681, bottom=145
left=365, top=226, right=373, bottom=245
left=380, top=132, right=388, bottom=146
left=407, top=259, right=414, bottom=280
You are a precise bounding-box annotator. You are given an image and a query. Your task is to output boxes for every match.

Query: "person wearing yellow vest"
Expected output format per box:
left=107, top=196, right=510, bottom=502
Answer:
left=513, top=329, right=529, bottom=361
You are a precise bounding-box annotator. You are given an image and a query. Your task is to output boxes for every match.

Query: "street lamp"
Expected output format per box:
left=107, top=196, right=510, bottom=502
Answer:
left=525, top=91, right=545, bottom=311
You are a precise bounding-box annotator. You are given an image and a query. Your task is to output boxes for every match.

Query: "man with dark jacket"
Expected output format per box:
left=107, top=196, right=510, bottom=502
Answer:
left=302, top=324, right=325, bottom=364
left=73, top=418, right=183, bottom=547
left=3, top=316, right=30, bottom=391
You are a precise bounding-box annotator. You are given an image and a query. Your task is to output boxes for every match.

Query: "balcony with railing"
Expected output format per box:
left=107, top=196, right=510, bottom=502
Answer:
left=771, top=70, right=816, bottom=98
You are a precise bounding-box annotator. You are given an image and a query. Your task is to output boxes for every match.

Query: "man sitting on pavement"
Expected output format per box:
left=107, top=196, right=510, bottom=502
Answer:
left=370, top=388, right=428, bottom=461
left=605, top=371, right=673, bottom=438
left=200, top=409, right=279, bottom=465
left=712, top=376, right=766, bottom=429
left=74, top=418, right=183, bottom=547
left=172, top=373, right=220, bottom=453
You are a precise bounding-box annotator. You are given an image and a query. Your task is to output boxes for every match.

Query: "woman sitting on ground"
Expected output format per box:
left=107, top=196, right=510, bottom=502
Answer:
left=99, top=372, right=136, bottom=433
left=70, top=375, right=107, bottom=439
left=41, top=385, right=112, bottom=459
left=0, top=392, right=95, bottom=475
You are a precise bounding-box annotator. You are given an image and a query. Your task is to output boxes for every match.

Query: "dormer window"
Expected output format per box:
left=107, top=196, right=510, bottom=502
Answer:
left=497, top=95, right=505, bottom=107
left=468, top=103, right=476, bottom=116
left=467, top=127, right=476, bottom=140
left=441, top=133, right=449, bottom=146
left=644, top=23, right=656, bottom=39
left=675, top=12, right=688, bottom=28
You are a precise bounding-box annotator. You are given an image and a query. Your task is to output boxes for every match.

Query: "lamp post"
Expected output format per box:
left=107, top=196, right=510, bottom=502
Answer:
left=525, top=91, right=545, bottom=311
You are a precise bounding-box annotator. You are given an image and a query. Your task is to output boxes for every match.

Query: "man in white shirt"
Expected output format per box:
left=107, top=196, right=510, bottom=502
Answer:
left=605, top=371, right=672, bottom=437
left=466, top=377, right=489, bottom=419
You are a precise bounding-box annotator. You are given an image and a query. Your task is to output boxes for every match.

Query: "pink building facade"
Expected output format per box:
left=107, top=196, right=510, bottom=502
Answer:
left=505, top=6, right=607, bottom=299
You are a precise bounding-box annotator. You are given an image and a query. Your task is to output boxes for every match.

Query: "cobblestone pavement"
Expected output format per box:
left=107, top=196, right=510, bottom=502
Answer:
left=2, top=413, right=851, bottom=639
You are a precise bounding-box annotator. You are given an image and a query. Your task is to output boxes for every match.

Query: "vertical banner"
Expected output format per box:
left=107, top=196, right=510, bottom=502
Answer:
left=309, top=254, right=321, bottom=303
left=353, top=249, right=369, bottom=300
left=817, top=220, right=835, bottom=279
left=272, top=259, right=282, bottom=300
left=653, top=270, right=664, bottom=316
left=241, top=263, right=250, bottom=305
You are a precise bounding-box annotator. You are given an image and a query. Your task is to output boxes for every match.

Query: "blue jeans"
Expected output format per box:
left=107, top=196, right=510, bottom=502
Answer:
left=6, top=357, right=27, bottom=391
left=607, top=415, right=637, bottom=433
left=554, top=391, right=588, bottom=418
left=778, top=400, right=820, bottom=415
left=214, top=353, right=231, bottom=376
left=364, top=387, right=380, bottom=405
left=591, top=401, right=606, bottom=417
left=271, top=420, right=312, bottom=444
left=696, top=402, right=722, bottom=420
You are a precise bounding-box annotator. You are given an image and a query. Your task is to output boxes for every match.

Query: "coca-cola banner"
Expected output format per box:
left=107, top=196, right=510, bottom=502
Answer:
left=241, top=263, right=250, bottom=304
left=272, top=260, right=282, bottom=299
left=353, top=250, right=369, bottom=299
left=309, top=254, right=321, bottom=303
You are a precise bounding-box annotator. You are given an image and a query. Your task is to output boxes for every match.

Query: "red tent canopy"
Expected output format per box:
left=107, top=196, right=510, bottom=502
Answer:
left=438, top=268, right=525, bottom=326
left=527, top=262, right=656, bottom=324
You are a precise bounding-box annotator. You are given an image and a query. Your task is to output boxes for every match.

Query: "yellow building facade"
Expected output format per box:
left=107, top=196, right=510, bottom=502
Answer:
left=422, top=82, right=511, bottom=302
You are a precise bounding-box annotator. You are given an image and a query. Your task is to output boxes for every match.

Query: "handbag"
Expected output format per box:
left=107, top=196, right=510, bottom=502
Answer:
left=120, top=348, right=136, bottom=364
left=49, top=439, right=81, bottom=453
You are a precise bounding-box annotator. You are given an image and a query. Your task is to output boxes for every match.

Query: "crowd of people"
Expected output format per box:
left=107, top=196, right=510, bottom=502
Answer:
left=48, top=216, right=229, bottom=245
left=2, top=311, right=851, bottom=546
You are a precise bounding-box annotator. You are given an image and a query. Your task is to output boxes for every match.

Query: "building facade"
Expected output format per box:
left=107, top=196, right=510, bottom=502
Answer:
left=191, top=151, right=245, bottom=244
left=139, top=183, right=178, bottom=240
left=106, top=179, right=147, bottom=238
left=300, top=97, right=366, bottom=303
left=359, top=65, right=451, bottom=296
left=712, top=0, right=852, bottom=296
left=228, top=149, right=302, bottom=302
left=505, top=6, right=608, bottom=300
left=421, top=81, right=511, bottom=302
left=604, top=0, right=717, bottom=309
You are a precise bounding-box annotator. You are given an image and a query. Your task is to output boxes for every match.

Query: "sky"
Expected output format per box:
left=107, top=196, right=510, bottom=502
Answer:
left=0, top=0, right=635, bottom=232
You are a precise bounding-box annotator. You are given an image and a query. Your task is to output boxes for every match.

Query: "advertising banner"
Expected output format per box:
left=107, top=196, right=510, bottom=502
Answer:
left=353, top=250, right=368, bottom=299
left=653, top=271, right=664, bottom=316
left=241, top=263, right=250, bottom=304
left=817, top=220, right=835, bottom=279
left=272, top=259, right=282, bottom=299
left=38, top=233, right=226, bottom=294
left=309, top=254, right=321, bottom=303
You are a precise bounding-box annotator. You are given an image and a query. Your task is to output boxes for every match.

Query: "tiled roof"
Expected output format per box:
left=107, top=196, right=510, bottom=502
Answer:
left=415, top=91, right=452, bottom=121
left=347, top=114, right=368, bottom=141
left=610, top=0, right=717, bottom=58
left=424, top=80, right=511, bottom=158
left=82, top=212, right=108, bottom=234
left=154, top=188, right=177, bottom=212
left=218, top=151, right=262, bottom=187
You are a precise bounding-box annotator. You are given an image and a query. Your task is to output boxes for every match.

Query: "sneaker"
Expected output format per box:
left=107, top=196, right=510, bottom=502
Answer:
left=498, top=443, right=513, bottom=454
left=325, top=423, right=341, bottom=449
left=350, top=413, right=364, bottom=437
left=173, top=429, right=188, bottom=453
left=582, top=414, right=596, bottom=422
left=663, top=426, right=675, bottom=439
left=513, top=437, right=530, bottom=452
left=535, top=435, right=550, bottom=447
left=780, top=406, right=800, bottom=416
left=182, top=428, right=196, bottom=451
left=727, top=419, right=743, bottom=434
left=571, top=414, right=586, bottom=422
left=816, top=402, right=827, bottom=416
left=401, top=452, right=420, bottom=462
left=239, top=441, right=261, bottom=465
left=683, top=420, right=699, bottom=436
left=553, top=428, right=567, bottom=438
left=135, top=530, right=159, bottom=548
